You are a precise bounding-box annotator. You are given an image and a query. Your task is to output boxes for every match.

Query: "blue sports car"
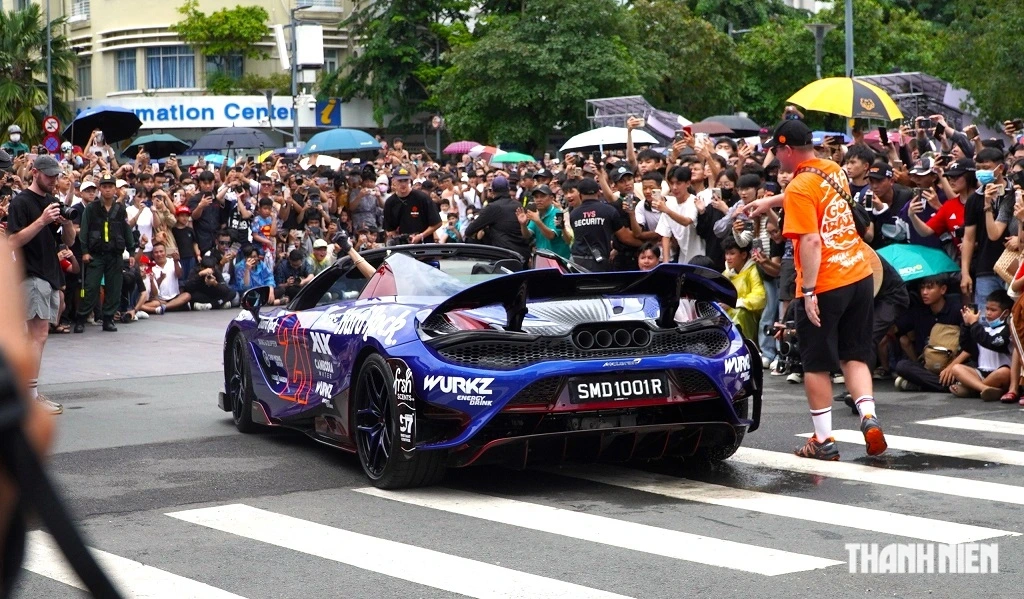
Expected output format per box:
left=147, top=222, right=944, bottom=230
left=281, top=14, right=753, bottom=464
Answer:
left=219, top=244, right=762, bottom=488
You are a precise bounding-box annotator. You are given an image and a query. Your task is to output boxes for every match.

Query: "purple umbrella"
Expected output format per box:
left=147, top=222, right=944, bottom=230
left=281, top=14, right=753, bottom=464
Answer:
left=443, top=140, right=481, bottom=154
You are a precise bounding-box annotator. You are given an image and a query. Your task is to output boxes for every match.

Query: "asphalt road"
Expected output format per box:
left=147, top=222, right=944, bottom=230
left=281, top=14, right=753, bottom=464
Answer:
left=11, top=310, right=1024, bottom=598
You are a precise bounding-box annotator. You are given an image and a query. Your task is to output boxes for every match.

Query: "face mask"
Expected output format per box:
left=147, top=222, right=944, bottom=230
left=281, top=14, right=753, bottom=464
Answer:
left=10, top=134, right=20, bottom=143
left=989, top=312, right=1007, bottom=328
left=976, top=169, right=995, bottom=186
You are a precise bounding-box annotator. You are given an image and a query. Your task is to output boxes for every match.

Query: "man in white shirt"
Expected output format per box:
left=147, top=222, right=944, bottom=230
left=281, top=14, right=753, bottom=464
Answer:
left=654, top=167, right=705, bottom=264
left=136, top=242, right=195, bottom=314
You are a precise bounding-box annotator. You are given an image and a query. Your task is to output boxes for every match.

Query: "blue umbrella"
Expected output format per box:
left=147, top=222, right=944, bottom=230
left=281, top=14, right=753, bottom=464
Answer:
left=62, top=105, right=143, bottom=147
left=877, top=244, right=959, bottom=282
left=302, top=128, right=380, bottom=154
left=203, top=154, right=235, bottom=167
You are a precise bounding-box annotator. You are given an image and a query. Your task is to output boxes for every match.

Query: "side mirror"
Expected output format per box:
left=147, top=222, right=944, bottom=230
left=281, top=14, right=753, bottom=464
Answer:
left=241, top=286, right=271, bottom=316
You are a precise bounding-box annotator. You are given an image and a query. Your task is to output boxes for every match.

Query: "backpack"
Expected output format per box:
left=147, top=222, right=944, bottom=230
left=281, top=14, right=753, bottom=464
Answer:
left=922, top=323, right=961, bottom=373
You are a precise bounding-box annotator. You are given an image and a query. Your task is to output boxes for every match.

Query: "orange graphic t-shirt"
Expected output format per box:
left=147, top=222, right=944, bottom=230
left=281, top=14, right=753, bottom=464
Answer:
left=782, top=158, right=872, bottom=295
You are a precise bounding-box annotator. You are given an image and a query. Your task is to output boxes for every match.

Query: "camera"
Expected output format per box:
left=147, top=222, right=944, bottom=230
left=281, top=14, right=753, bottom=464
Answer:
left=765, top=320, right=802, bottom=375
left=52, top=201, right=79, bottom=221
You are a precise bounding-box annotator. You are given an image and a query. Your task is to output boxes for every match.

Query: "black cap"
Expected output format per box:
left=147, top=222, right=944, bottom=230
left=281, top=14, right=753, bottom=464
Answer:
left=610, top=166, right=635, bottom=182
left=99, top=174, right=116, bottom=185
left=533, top=184, right=553, bottom=196
left=577, top=178, right=601, bottom=195
left=763, top=120, right=814, bottom=150
left=522, top=170, right=536, bottom=179
left=508, top=172, right=520, bottom=183
left=867, top=161, right=893, bottom=180
left=945, top=157, right=977, bottom=177
left=534, top=168, right=551, bottom=180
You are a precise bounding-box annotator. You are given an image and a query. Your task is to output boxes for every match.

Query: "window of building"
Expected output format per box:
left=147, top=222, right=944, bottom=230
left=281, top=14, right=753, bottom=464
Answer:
left=146, top=46, right=195, bottom=89
left=116, top=49, right=136, bottom=91
left=205, top=54, right=244, bottom=80
left=75, top=61, right=92, bottom=98
left=15, top=0, right=30, bottom=10
left=70, top=0, right=90, bottom=20
left=324, top=49, right=339, bottom=74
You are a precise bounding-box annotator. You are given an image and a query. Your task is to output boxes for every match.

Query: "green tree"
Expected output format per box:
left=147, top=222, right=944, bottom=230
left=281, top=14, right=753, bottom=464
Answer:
left=631, top=0, right=741, bottom=120
left=321, top=0, right=471, bottom=127
left=736, top=0, right=947, bottom=126
left=686, top=0, right=803, bottom=31
left=943, top=0, right=1024, bottom=124
left=434, top=0, right=645, bottom=148
left=171, top=0, right=269, bottom=86
left=0, top=5, right=76, bottom=139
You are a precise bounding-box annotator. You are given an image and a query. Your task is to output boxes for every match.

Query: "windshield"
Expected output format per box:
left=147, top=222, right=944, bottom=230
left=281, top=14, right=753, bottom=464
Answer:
left=385, top=252, right=511, bottom=297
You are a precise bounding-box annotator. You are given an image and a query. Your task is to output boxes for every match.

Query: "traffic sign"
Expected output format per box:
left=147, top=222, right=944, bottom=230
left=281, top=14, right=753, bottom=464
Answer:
left=315, top=99, right=341, bottom=128
left=42, top=134, right=61, bottom=153
left=42, top=115, right=60, bottom=134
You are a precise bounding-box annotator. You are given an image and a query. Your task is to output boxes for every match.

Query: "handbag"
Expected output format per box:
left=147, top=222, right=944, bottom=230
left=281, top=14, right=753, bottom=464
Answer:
left=993, top=246, right=1023, bottom=284
left=794, top=166, right=873, bottom=239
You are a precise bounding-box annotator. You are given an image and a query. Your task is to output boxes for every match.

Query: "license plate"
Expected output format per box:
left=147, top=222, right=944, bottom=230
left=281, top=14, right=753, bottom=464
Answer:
left=568, top=374, right=670, bottom=404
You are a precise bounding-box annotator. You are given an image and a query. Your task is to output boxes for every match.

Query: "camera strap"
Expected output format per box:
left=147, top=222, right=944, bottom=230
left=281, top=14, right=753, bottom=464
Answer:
left=0, top=358, right=124, bottom=598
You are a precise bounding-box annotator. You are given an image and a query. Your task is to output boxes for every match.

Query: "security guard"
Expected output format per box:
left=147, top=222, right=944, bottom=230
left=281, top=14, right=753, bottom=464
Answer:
left=75, top=174, right=135, bottom=332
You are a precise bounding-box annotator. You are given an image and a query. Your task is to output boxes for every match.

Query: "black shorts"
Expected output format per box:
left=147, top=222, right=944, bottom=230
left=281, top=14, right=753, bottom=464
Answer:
left=794, top=275, right=875, bottom=373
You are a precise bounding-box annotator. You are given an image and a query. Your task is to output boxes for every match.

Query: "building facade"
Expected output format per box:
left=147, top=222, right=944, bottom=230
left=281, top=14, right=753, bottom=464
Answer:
left=15, top=0, right=376, bottom=142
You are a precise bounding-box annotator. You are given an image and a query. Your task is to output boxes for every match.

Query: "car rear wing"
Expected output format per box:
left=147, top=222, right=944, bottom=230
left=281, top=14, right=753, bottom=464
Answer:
left=427, top=264, right=737, bottom=331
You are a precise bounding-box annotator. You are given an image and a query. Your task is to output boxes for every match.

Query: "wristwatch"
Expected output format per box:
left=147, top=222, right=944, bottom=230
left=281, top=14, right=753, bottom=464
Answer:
left=801, top=285, right=816, bottom=296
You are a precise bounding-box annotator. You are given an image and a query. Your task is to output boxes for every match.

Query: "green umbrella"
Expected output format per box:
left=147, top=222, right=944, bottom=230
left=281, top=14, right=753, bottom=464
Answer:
left=878, top=244, right=959, bottom=282
left=124, top=133, right=191, bottom=159
left=490, top=151, right=535, bottom=164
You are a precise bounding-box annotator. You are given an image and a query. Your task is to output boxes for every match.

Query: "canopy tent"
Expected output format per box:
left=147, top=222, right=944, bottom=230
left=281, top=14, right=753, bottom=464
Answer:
left=585, top=95, right=691, bottom=145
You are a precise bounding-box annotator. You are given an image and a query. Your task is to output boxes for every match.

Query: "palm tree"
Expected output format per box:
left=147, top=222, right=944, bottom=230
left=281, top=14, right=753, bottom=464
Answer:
left=0, top=4, right=77, bottom=140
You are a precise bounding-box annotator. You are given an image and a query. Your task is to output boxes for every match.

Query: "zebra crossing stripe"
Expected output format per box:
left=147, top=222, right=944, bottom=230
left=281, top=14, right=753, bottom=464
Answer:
left=809, top=430, right=1024, bottom=467
left=168, top=504, right=635, bottom=599
left=354, top=487, right=843, bottom=576
left=552, top=465, right=1016, bottom=544
left=731, top=447, right=1024, bottom=505
left=917, top=416, right=1024, bottom=437
left=23, top=531, right=248, bottom=598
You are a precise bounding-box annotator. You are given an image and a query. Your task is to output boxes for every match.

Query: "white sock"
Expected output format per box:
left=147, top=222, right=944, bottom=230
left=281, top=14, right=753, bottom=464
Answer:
left=28, top=378, right=38, bottom=400
left=854, top=395, right=876, bottom=420
left=810, top=407, right=832, bottom=443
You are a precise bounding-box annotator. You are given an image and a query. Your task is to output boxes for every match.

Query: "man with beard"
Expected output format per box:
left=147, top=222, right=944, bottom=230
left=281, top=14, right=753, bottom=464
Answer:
left=6, top=155, right=77, bottom=413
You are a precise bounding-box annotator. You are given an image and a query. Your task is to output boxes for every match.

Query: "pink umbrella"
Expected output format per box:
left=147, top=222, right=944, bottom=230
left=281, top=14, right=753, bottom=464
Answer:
left=468, top=145, right=500, bottom=159
left=443, top=140, right=481, bottom=154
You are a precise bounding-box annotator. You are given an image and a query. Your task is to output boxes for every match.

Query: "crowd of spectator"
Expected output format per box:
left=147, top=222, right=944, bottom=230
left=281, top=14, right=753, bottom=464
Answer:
left=4, top=115, right=1024, bottom=414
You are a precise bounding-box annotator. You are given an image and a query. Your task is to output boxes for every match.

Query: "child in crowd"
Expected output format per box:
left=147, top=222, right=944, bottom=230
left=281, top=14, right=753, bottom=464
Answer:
left=721, top=237, right=765, bottom=340
left=251, top=198, right=277, bottom=269
left=950, top=290, right=1013, bottom=400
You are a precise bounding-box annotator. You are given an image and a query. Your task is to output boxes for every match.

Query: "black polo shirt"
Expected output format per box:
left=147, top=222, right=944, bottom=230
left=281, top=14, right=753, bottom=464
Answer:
left=7, top=189, right=63, bottom=289
left=383, top=189, right=441, bottom=235
left=896, top=295, right=962, bottom=355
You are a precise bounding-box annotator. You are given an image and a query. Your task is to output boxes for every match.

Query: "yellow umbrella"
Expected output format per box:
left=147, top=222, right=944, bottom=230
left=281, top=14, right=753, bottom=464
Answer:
left=788, top=77, right=903, bottom=121
left=257, top=149, right=274, bottom=163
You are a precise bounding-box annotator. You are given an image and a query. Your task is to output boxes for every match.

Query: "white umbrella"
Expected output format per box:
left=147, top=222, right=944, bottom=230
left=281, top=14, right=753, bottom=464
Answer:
left=299, top=155, right=344, bottom=170
left=560, top=127, right=659, bottom=152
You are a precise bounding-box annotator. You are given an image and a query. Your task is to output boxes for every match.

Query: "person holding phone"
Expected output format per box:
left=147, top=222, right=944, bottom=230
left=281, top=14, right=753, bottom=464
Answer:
left=961, top=147, right=1016, bottom=306
left=517, top=184, right=570, bottom=259
left=186, top=171, right=224, bottom=255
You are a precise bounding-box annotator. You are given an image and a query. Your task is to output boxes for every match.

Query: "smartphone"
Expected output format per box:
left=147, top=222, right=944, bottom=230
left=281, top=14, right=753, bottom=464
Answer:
left=966, top=303, right=979, bottom=314
left=933, top=122, right=944, bottom=138
left=683, top=125, right=693, bottom=137
left=525, top=202, right=537, bottom=212
left=674, top=131, right=684, bottom=143
left=1013, top=119, right=1024, bottom=131
left=711, top=187, right=722, bottom=202
left=169, top=153, right=176, bottom=159
left=877, top=126, right=890, bottom=146
left=591, top=150, right=602, bottom=164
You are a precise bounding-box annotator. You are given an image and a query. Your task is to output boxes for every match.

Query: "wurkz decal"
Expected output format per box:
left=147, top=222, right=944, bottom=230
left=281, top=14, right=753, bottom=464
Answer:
left=388, top=358, right=416, bottom=453
left=331, top=306, right=410, bottom=346
left=422, top=375, right=495, bottom=406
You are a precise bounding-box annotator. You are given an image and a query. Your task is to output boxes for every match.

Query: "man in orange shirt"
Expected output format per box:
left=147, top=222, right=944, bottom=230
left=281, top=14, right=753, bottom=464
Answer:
left=753, top=120, right=887, bottom=460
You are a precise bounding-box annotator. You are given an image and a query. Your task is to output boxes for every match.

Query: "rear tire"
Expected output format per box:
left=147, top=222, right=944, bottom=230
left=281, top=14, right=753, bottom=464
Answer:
left=352, top=354, right=446, bottom=488
left=691, top=398, right=748, bottom=462
left=228, top=334, right=259, bottom=433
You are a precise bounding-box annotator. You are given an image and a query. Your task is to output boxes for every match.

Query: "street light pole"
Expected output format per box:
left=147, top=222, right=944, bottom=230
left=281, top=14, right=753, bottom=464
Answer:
left=805, top=23, right=836, bottom=80
left=290, top=4, right=312, bottom=144
left=844, top=0, right=854, bottom=135
left=46, top=0, right=53, bottom=116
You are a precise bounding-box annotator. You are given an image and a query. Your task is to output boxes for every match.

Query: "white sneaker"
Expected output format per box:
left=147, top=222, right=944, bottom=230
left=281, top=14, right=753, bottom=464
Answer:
left=787, top=372, right=803, bottom=384
left=220, top=302, right=234, bottom=309
left=894, top=376, right=921, bottom=392
left=762, top=356, right=772, bottom=369
left=193, top=302, right=213, bottom=311
left=831, top=372, right=845, bottom=385
left=36, top=395, right=63, bottom=415
left=135, top=311, right=150, bottom=319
